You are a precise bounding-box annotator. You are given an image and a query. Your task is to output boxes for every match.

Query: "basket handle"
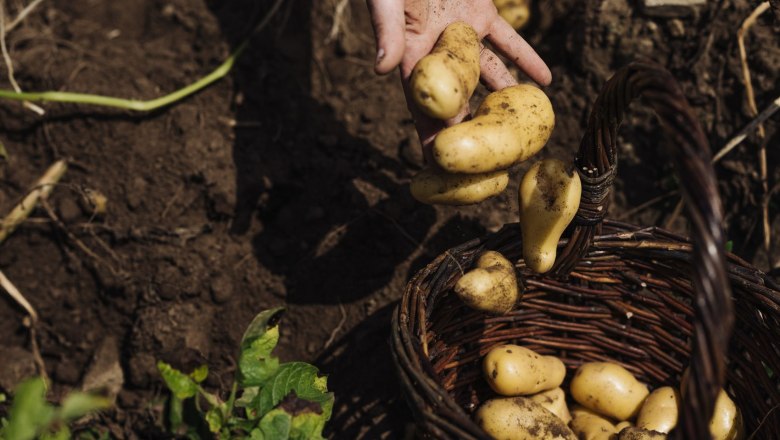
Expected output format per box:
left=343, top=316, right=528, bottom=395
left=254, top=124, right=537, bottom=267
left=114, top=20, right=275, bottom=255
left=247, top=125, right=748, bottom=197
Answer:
left=554, top=62, right=734, bottom=439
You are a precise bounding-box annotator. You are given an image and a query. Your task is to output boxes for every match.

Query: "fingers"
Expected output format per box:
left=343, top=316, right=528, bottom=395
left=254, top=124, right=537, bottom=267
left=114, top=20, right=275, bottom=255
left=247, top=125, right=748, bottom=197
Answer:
left=367, top=0, right=406, bottom=74
left=486, top=18, right=552, bottom=86
left=479, top=47, right=518, bottom=91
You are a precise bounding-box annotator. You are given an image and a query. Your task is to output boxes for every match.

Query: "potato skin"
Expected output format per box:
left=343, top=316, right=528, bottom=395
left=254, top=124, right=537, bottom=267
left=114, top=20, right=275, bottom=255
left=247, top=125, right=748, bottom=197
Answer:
left=570, top=406, right=618, bottom=440
left=410, top=22, right=480, bottom=120
left=454, top=251, right=520, bottom=314
left=530, top=387, right=571, bottom=424
left=494, top=0, right=530, bottom=29
left=410, top=167, right=509, bottom=205
left=518, top=159, right=581, bottom=273
left=483, top=344, right=566, bottom=396
left=617, top=426, right=667, bottom=440
left=475, top=397, right=576, bottom=440
left=709, top=389, right=743, bottom=440
left=433, top=84, right=554, bottom=174
left=570, top=362, right=649, bottom=421
left=636, top=386, right=679, bottom=434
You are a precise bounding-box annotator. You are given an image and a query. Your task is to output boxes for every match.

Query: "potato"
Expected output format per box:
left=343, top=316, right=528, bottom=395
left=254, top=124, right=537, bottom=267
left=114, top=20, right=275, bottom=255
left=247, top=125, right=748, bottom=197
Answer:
left=636, top=386, right=679, bottom=434
left=709, top=389, right=743, bottom=440
left=475, top=396, right=576, bottom=440
left=454, top=251, right=519, bottom=314
left=615, top=421, right=633, bottom=431
left=410, top=167, right=509, bottom=205
left=570, top=362, right=649, bottom=421
left=494, top=0, right=531, bottom=30
left=530, top=387, right=571, bottom=424
left=483, top=344, right=566, bottom=396
left=410, top=21, right=480, bottom=120
left=518, top=159, right=581, bottom=273
left=617, top=426, right=667, bottom=440
left=569, top=405, right=618, bottom=440
left=433, top=84, right=554, bottom=174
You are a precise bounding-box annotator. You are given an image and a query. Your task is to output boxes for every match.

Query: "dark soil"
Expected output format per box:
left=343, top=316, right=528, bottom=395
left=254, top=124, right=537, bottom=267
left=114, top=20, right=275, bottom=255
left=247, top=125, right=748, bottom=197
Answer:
left=0, top=0, right=777, bottom=438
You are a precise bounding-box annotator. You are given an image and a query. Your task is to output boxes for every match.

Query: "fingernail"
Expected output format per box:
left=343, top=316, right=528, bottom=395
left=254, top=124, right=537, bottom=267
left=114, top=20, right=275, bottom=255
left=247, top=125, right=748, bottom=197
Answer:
left=376, top=48, right=385, bottom=65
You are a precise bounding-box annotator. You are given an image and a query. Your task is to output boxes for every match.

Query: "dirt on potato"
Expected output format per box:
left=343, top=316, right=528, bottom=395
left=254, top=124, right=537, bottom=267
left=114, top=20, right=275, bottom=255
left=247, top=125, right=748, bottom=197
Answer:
left=0, top=0, right=778, bottom=438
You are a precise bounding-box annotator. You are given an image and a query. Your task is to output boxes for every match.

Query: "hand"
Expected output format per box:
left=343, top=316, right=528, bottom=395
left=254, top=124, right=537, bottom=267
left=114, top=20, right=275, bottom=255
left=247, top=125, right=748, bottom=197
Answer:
left=367, top=0, right=552, bottom=155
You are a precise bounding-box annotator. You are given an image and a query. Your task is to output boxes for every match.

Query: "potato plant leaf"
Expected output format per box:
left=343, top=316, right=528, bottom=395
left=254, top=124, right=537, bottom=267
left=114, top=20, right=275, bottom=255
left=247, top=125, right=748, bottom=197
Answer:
left=190, top=365, right=209, bottom=384
left=257, top=409, right=292, bottom=439
left=238, top=308, right=285, bottom=387
left=251, top=362, right=333, bottom=422
left=1, top=377, right=54, bottom=440
left=59, top=393, right=111, bottom=421
left=205, top=406, right=223, bottom=433
left=157, top=361, right=198, bottom=399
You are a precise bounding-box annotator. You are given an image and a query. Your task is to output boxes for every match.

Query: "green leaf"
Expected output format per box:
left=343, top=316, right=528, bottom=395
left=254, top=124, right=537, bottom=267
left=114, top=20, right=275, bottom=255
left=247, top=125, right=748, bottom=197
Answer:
left=39, top=427, right=71, bottom=440
left=289, top=412, right=327, bottom=440
left=205, top=407, right=223, bottom=433
left=251, top=363, right=333, bottom=420
left=258, top=409, right=292, bottom=439
left=0, top=393, right=6, bottom=403
left=190, top=365, right=209, bottom=384
left=167, top=395, right=184, bottom=432
left=2, top=378, right=55, bottom=440
left=157, top=361, right=198, bottom=399
left=59, top=392, right=111, bottom=421
left=238, top=308, right=285, bottom=387
left=725, top=240, right=734, bottom=252
left=235, top=386, right=260, bottom=409
left=0, top=142, right=7, bottom=161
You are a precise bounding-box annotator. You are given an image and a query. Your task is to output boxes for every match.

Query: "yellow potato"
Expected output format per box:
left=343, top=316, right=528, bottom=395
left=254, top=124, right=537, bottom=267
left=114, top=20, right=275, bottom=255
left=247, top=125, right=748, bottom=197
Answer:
left=709, top=389, right=743, bottom=440
left=518, top=159, right=582, bottom=273
left=636, top=386, right=679, bottom=434
left=570, top=406, right=618, bottom=440
left=410, top=167, right=508, bottom=205
left=615, top=421, right=633, bottom=431
left=454, top=251, right=519, bottom=314
left=475, top=397, right=576, bottom=440
left=410, top=22, right=480, bottom=120
left=494, top=0, right=531, bottom=29
left=570, top=362, right=649, bottom=421
left=433, top=84, right=554, bottom=174
left=617, top=426, right=667, bottom=440
left=483, top=344, right=566, bottom=396
left=530, top=387, right=571, bottom=424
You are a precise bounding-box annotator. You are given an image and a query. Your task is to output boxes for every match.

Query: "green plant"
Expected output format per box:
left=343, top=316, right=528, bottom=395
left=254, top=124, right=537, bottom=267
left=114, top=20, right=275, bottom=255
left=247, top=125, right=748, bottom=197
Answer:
left=157, top=307, right=333, bottom=439
left=0, top=377, right=111, bottom=440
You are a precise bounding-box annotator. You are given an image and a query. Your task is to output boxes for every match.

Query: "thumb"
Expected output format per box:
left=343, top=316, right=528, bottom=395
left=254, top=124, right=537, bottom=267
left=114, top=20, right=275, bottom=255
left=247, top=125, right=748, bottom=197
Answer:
left=367, top=0, right=405, bottom=74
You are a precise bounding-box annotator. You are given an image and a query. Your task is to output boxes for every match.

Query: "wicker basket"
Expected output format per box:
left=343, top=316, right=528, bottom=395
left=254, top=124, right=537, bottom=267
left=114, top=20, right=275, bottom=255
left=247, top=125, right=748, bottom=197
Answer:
left=391, top=62, right=780, bottom=439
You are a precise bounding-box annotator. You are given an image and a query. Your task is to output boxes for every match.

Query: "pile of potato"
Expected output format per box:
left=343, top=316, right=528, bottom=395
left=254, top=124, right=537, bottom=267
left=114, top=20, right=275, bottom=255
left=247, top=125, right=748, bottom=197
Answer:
left=474, top=344, right=743, bottom=440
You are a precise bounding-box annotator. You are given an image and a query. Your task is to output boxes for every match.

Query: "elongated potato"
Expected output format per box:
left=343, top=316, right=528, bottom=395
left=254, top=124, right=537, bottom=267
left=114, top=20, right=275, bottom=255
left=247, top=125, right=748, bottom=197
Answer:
left=636, top=386, right=679, bottom=434
left=570, top=362, right=649, bottom=421
left=455, top=251, right=520, bottom=314
left=410, top=22, right=480, bottom=120
left=483, top=344, right=566, bottom=396
left=615, top=421, right=633, bottom=431
left=433, top=84, right=554, bottom=174
left=570, top=406, right=618, bottom=440
left=475, top=397, right=576, bottom=440
left=709, top=389, right=743, bottom=440
left=530, top=387, right=571, bottom=424
left=410, top=167, right=509, bottom=205
left=494, top=0, right=531, bottom=30
left=519, top=159, right=581, bottom=273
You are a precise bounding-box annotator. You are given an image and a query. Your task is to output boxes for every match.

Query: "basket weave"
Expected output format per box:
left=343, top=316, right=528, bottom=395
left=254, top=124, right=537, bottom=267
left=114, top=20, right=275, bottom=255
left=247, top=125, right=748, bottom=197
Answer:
left=391, top=62, right=780, bottom=439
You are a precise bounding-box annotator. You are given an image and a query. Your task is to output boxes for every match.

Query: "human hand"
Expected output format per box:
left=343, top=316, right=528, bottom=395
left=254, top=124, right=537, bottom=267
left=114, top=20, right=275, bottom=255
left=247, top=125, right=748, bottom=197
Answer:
left=367, top=0, right=551, bottom=155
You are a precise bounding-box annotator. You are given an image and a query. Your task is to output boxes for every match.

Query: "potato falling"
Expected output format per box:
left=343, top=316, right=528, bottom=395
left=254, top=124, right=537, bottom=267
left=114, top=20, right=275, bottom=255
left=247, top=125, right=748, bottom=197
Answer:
left=454, top=251, right=519, bottom=313
left=410, top=167, right=509, bottom=205
left=518, top=159, right=581, bottom=273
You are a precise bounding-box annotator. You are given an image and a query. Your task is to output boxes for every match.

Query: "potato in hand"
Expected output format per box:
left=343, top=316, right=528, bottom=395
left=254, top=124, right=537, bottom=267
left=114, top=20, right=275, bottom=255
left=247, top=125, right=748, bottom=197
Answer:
left=410, top=21, right=480, bottom=120
left=433, top=84, right=554, bottom=174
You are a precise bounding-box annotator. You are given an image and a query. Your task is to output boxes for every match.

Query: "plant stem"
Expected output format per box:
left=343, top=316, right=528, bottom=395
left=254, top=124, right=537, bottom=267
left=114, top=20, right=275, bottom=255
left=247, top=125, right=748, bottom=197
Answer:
left=0, top=41, right=247, bottom=112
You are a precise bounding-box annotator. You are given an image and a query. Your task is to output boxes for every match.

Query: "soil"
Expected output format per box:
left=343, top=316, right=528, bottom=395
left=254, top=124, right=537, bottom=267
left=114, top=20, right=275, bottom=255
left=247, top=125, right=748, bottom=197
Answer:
left=0, top=0, right=777, bottom=438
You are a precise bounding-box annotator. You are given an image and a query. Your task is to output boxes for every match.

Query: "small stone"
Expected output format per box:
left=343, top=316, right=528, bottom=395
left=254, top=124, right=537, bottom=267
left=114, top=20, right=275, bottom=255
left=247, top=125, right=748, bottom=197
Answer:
left=210, top=274, right=234, bottom=304
left=82, top=337, right=124, bottom=402
left=642, top=0, right=706, bottom=17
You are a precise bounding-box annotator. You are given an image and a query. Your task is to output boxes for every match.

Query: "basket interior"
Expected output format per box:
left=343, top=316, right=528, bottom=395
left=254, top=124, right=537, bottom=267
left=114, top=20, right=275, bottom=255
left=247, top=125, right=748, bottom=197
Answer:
left=410, top=222, right=780, bottom=436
